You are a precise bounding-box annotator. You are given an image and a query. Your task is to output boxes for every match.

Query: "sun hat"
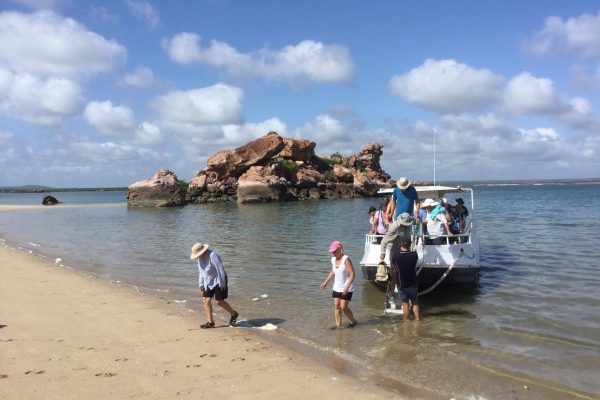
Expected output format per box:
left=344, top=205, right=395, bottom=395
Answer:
left=329, top=240, right=342, bottom=253
left=190, top=242, right=209, bottom=259
left=396, top=176, right=411, bottom=190
left=441, top=197, right=448, bottom=203
left=456, top=197, right=464, bottom=204
left=368, top=206, right=376, bottom=214
left=398, top=212, right=414, bottom=226
left=421, top=198, right=439, bottom=208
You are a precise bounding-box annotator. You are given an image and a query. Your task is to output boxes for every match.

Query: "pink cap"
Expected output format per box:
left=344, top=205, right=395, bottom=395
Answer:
left=329, top=240, right=342, bottom=253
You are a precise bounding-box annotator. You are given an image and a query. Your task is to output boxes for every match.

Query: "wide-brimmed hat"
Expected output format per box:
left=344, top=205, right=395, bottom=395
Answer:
left=456, top=197, right=464, bottom=204
left=398, top=212, right=414, bottom=226
left=190, top=243, right=209, bottom=259
left=396, top=177, right=411, bottom=190
left=421, top=198, right=439, bottom=208
left=329, top=240, right=342, bottom=253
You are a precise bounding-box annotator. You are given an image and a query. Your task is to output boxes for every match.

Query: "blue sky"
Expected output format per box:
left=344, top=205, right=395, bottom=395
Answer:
left=1, top=0, right=599, bottom=187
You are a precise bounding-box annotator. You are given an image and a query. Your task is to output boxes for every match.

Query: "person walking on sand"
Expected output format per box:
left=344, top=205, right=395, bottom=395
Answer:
left=320, top=240, right=357, bottom=329
left=190, top=243, right=239, bottom=329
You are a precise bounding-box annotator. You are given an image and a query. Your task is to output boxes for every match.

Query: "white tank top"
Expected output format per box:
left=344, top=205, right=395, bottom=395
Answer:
left=331, top=255, right=355, bottom=292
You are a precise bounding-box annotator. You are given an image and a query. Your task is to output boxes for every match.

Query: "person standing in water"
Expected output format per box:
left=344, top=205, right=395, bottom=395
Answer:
left=190, top=242, right=239, bottom=329
left=391, top=239, right=421, bottom=320
left=320, top=240, right=357, bottom=329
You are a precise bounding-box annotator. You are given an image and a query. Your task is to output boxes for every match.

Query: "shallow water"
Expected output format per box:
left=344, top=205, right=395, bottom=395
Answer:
left=1, top=185, right=599, bottom=399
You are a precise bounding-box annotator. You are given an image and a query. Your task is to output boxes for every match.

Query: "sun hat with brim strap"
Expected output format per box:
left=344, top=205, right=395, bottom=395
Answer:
left=396, top=177, right=411, bottom=190
left=190, top=243, right=209, bottom=259
left=421, top=198, right=439, bottom=208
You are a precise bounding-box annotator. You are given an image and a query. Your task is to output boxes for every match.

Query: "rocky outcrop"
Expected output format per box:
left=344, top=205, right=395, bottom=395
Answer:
left=128, top=131, right=395, bottom=206
left=236, top=166, right=291, bottom=203
left=126, top=169, right=186, bottom=207
left=278, top=138, right=316, bottom=162
left=205, top=132, right=285, bottom=179
left=42, top=195, right=59, bottom=205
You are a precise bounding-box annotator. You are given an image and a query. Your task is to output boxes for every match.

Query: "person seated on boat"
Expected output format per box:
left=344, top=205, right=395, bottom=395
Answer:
left=391, top=238, right=420, bottom=320
left=371, top=198, right=389, bottom=242
left=368, top=206, right=377, bottom=230
left=389, top=177, right=420, bottom=219
left=441, top=198, right=459, bottom=243
left=414, top=205, right=428, bottom=244
left=421, top=198, right=453, bottom=245
left=379, top=212, right=413, bottom=295
left=454, top=198, right=469, bottom=231
left=453, top=198, right=469, bottom=243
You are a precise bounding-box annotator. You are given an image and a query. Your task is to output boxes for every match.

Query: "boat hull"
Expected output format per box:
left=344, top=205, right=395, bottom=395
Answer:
left=361, top=264, right=480, bottom=290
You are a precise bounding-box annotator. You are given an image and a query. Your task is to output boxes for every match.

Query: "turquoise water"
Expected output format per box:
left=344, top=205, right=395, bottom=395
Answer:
left=1, top=185, right=599, bottom=399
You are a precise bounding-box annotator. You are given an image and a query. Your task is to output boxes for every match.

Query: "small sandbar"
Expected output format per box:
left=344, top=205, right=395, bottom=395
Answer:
left=0, top=203, right=126, bottom=212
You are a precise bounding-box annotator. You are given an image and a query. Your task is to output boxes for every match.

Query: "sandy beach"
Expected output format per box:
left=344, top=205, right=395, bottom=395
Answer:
left=0, top=241, right=416, bottom=400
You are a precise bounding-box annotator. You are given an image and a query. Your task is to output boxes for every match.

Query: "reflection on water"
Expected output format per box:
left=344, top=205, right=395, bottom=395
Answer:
left=1, top=186, right=600, bottom=398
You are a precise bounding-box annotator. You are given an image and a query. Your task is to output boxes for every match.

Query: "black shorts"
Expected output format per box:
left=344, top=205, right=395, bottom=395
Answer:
left=202, top=284, right=228, bottom=300
left=332, top=290, right=353, bottom=301
left=399, top=285, right=418, bottom=303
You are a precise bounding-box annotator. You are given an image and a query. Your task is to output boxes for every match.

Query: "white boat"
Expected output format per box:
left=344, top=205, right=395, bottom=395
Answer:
left=359, top=185, right=480, bottom=301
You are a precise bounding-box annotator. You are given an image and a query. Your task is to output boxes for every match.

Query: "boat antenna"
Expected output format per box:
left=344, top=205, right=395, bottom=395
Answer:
left=433, top=126, right=436, bottom=185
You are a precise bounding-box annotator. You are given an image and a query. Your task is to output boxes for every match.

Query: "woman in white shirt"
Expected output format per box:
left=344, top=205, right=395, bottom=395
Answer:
left=320, top=240, right=357, bottom=329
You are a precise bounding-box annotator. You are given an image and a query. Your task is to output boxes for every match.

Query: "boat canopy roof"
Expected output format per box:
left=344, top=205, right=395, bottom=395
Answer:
left=378, top=185, right=472, bottom=201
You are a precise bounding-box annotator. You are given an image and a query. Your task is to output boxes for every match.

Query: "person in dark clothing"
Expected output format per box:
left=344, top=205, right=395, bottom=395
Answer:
left=391, top=239, right=421, bottom=320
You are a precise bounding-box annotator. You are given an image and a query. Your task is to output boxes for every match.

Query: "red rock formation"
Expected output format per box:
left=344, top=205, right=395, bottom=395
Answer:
left=206, top=132, right=285, bottom=179
left=278, top=138, right=316, bottom=162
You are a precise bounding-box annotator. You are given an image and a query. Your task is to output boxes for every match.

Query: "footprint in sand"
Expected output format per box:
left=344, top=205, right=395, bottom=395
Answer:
left=25, top=370, right=45, bottom=375
left=185, top=364, right=201, bottom=368
left=231, top=357, right=245, bottom=362
left=0, top=374, right=8, bottom=379
left=94, top=372, right=116, bottom=377
left=114, top=358, right=129, bottom=362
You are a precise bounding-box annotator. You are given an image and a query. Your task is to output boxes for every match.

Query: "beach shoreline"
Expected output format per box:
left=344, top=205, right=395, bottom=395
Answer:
left=0, top=238, right=423, bottom=399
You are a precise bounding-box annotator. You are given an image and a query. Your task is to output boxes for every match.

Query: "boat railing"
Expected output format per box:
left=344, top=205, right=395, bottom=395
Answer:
left=365, top=219, right=475, bottom=246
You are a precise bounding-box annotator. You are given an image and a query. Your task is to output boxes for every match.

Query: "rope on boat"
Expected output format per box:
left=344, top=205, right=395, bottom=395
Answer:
left=417, top=249, right=475, bottom=296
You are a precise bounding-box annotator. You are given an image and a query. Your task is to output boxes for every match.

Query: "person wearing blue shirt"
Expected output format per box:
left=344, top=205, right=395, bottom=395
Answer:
left=190, top=242, right=239, bottom=329
left=389, top=177, right=419, bottom=219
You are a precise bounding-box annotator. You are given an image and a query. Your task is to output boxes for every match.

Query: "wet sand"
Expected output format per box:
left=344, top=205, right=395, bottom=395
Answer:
left=0, top=243, right=410, bottom=400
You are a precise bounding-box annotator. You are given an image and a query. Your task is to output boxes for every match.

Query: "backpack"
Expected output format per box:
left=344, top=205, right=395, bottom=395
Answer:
left=375, top=261, right=389, bottom=283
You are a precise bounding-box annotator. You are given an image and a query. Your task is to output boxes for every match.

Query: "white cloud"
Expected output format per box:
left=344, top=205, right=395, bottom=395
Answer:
left=220, top=118, right=287, bottom=146
left=124, top=0, right=159, bottom=30
left=0, top=129, right=14, bottom=142
left=135, top=121, right=162, bottom=145
left=524, top=11, right=600, bottom=58
left=119, top=66, right=155, bottom=87
left=389, top=59, right=504, bottom=114
left=0, top=69, right=83, bottom=125
left=0, top=10, right=126, bottom=79
left=151, top=83, right=244, bottom=137
left=502, top=72, right=565, bottom=115
left=163, top=33, right=355, bottom=84
left=84, top=101, right=136, bottom=136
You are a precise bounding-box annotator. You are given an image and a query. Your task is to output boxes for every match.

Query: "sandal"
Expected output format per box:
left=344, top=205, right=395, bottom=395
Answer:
left=348, top=321, right=357, bottom=328
left=229, top=311, right=239, bottom=326
left=200, top=322, right=215, bottom=329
